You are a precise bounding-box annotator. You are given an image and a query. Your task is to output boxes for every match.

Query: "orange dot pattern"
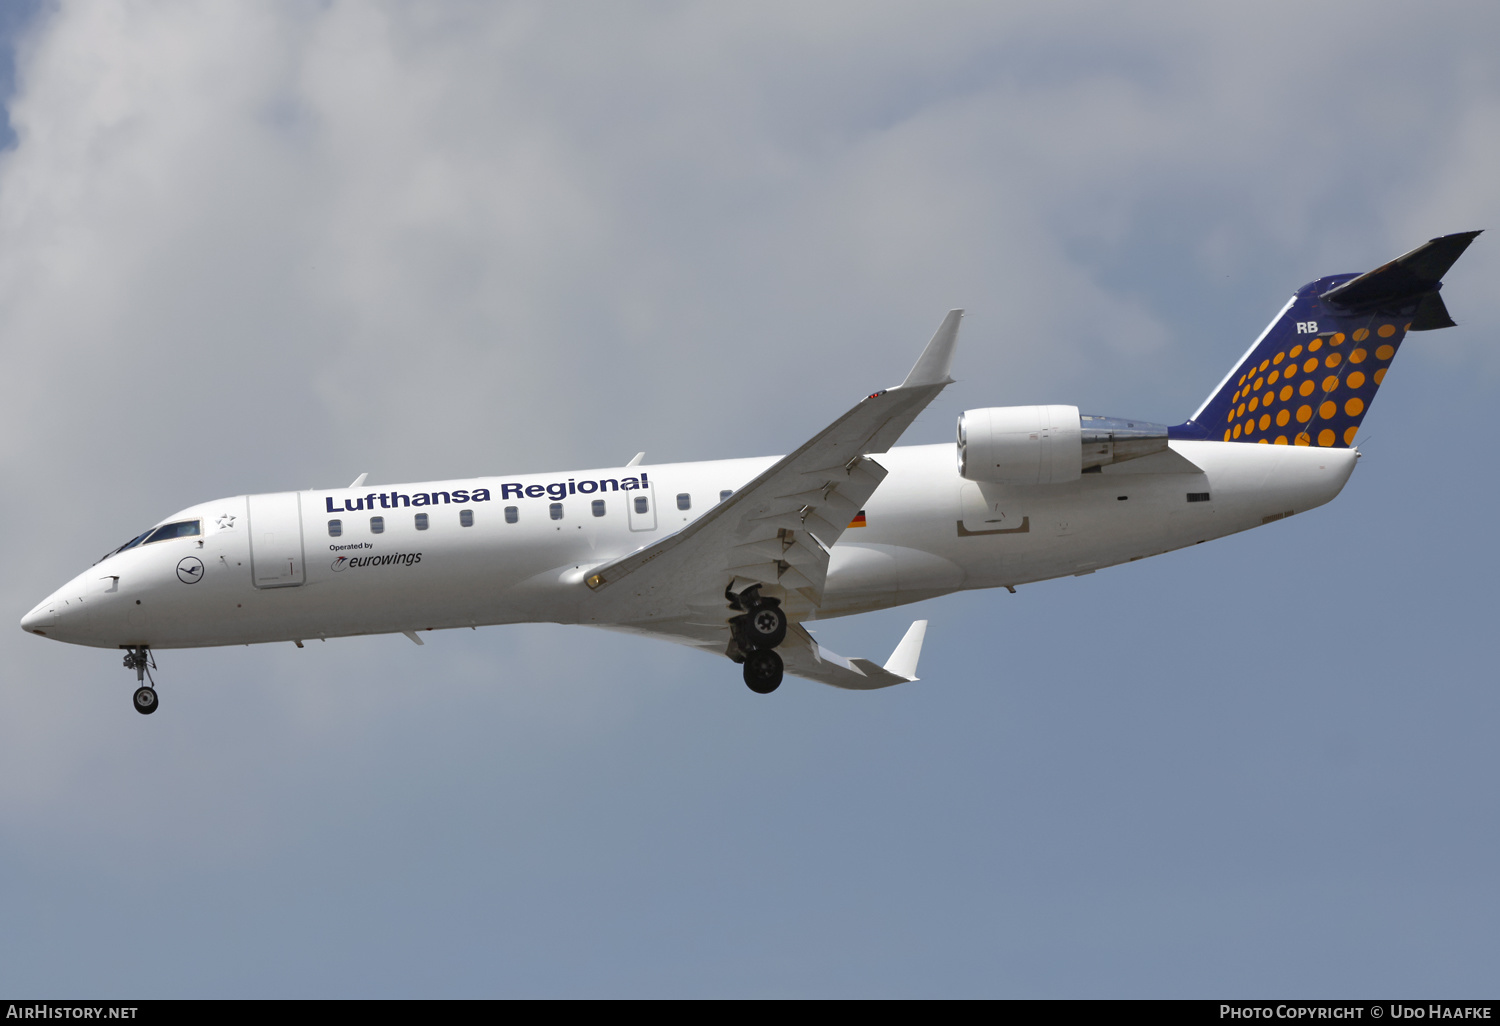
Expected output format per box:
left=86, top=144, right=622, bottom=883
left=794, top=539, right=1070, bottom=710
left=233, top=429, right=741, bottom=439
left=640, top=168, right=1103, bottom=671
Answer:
left=1216, top=320, right=1405, bottom=446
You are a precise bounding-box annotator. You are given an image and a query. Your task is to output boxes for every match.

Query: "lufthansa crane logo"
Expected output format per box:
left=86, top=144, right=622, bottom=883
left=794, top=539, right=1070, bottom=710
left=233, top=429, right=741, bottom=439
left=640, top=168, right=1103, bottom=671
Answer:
left=176, top=556, right=205, bottom=584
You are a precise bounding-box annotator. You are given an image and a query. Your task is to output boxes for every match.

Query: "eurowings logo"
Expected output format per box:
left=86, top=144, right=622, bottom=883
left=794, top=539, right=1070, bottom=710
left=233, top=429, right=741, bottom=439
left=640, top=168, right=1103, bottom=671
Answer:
left=331, top=552, right=423, bottom=572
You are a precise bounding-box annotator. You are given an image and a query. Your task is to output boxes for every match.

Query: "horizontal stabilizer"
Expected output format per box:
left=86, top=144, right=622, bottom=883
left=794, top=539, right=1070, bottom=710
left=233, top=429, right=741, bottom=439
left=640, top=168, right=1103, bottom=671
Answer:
left=1320, top=230, right=1481, bottom=315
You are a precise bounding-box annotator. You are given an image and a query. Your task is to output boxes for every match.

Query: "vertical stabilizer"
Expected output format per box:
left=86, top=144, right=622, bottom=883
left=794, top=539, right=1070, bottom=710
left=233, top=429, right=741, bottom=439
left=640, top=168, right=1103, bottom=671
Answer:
left=1172, top=231, right=1480, bottom=448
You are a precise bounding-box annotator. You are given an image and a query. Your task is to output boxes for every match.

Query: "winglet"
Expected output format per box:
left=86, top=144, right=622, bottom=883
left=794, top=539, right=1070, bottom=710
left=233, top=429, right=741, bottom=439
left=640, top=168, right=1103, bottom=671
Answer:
left=899, top=310, right=963, bottom=389
left=883, top=620, right=928, bottom=681
left=350, top=472, right=368, bottom=488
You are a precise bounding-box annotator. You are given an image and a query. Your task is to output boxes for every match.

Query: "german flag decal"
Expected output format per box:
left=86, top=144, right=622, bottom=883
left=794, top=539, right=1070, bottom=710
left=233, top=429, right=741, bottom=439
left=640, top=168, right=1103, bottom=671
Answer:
left=848, top=510, right=867, bottom=528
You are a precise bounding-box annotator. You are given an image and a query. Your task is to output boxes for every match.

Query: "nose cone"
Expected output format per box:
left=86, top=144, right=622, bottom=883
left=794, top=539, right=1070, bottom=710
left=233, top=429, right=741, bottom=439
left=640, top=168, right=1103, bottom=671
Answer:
left=21, top=596, right=59, bottom=636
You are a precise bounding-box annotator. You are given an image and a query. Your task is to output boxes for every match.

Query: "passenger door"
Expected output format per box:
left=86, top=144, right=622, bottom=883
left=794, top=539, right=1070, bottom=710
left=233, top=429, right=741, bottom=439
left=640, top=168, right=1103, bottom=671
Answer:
left=247, top=492, right=306, bottom=588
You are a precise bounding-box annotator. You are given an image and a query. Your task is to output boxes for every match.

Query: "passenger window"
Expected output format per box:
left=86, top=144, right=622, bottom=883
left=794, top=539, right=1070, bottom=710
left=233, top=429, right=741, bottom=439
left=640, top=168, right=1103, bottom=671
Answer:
left=720, top=489, right=732, bottom=502
left=328, top=520, right=342, bottom=538
left=460, top=509, right=474, bottom=527
left=677, top=493, right=691, bottom=511
left=634, top=496, right=649, bottom=514
left=591, top=499, right=606, bottom=517
left=414, top=513, right=429, bottom=531
left=370, top=516, right=385, bottom=534
left=549, top=503, right=564, bottom=521
left=144, top=520, right=202, bottom=545
left=504, top=506, right=518, bottom=524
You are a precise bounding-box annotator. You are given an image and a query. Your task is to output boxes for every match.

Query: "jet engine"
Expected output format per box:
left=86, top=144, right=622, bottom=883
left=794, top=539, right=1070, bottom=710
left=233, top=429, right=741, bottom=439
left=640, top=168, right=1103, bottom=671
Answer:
left=957, top=406, right=1169, bottom=485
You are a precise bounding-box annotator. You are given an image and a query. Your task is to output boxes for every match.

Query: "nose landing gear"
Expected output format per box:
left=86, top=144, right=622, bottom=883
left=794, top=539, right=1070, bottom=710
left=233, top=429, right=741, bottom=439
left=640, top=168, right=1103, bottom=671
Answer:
left=123, top=647, right=158, bottom=716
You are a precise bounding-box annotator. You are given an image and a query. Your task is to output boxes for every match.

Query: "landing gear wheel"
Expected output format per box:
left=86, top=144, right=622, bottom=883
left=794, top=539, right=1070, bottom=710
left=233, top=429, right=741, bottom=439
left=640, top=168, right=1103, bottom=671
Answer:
left=743, top=648, right=783, bottom=694
left=735, top=602, right=787, bottom=650
left=123, top=646, right=159, bottom=714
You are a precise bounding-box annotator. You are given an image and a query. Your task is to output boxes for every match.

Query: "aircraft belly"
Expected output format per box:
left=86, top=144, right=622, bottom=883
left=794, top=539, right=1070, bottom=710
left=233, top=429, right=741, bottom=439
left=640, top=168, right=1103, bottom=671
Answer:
left=821, top=542, right=965, bottom=613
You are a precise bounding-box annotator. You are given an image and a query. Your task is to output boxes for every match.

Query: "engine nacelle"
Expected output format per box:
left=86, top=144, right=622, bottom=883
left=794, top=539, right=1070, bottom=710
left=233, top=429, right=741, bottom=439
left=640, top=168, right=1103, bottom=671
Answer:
left=958, top=406, right=1169, bottom=484
left=958, top=405, right=1082, bottom=484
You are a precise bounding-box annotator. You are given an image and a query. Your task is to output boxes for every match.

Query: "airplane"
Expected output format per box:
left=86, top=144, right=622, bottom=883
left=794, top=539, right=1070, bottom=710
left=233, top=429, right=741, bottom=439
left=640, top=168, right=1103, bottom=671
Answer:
left=20, top=231, right=1482, bottom=714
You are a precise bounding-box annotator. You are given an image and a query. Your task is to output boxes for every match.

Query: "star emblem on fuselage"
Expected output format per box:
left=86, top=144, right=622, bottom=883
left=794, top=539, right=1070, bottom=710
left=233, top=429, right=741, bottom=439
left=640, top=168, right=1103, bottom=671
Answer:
left=217, top=514, right=236, bottom=529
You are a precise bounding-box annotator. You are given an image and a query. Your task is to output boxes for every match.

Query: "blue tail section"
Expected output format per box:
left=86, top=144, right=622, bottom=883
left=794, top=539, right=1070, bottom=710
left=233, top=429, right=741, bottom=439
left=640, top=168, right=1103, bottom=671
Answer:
left=1171, top=231, right=1480, bottom=447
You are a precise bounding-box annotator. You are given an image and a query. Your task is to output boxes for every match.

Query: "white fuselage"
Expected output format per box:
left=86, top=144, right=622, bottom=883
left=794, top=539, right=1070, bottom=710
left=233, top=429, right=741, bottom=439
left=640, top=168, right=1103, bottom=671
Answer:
left=22, top=440, right=1357, bottom=651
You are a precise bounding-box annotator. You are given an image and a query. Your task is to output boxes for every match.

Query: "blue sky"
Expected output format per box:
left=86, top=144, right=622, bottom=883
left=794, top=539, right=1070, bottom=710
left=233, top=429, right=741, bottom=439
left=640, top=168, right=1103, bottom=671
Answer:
left=1, top=2, right=1497, bottom=997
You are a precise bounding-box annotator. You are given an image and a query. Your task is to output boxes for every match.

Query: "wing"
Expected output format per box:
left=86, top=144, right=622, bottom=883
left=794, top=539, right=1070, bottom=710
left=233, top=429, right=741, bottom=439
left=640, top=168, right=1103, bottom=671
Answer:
left=782, top=619, right=929, bottom=690
left=584, top=310, right=963, bottom=621
left=600, top=617, right=930, bottom=691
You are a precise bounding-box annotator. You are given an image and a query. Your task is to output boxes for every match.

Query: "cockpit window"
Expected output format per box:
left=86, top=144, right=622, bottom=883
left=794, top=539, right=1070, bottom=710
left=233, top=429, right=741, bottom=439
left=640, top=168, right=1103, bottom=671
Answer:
left=143, top=520, right=202, bottom=545
left=97, top=531, right=151, bottom=564
left=96, top=520, right=202, bottom=564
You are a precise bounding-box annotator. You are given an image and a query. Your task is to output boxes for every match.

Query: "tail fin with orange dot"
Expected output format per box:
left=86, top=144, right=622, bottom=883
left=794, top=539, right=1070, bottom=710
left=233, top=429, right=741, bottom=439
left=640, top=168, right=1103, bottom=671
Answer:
left=1171, top=231, right=1481, bottom=449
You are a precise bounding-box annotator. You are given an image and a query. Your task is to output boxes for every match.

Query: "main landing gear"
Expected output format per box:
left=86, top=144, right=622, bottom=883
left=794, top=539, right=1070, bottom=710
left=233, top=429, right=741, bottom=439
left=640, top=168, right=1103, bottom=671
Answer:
left=742, top=649, right=783, bottom=694
left=726, top=585, right=787, bottom=694
left=123, top=646, right=158, bottom=716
